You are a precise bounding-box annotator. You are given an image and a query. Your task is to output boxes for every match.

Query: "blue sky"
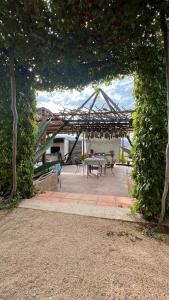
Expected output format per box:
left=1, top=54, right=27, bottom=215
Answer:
left=37, top=76, right=134, bottom=112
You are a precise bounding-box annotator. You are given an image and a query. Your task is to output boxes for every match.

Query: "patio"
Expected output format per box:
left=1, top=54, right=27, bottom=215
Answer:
left=60, top=164, right=131, bottom=197
left=20, top=164, right=135, bottom=222
left=28, top=88, right=135, bottom=220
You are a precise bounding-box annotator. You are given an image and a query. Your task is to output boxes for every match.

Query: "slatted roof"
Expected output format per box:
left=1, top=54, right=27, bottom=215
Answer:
left=38, top=88, right=134, bottom=138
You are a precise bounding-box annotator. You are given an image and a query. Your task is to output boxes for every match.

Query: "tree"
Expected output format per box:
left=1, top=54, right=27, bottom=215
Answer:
left=9, top=49, right=17, bottom=197
left=159, top=8, right=169, bottom=222
left=0, top=0, right=49, bottom=198
left=132, top=49, right=167, bottom=218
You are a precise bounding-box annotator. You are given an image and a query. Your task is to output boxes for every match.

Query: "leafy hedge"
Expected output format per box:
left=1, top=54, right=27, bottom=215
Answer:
left=132, top=54, right=168, bottom=218
left=0, top=66, right=12, bottom=196
left=0, top=68, right=37, bottom=199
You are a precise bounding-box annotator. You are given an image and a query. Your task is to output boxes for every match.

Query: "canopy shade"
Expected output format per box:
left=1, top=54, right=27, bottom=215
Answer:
left=38, top=89, right=134, bottom=138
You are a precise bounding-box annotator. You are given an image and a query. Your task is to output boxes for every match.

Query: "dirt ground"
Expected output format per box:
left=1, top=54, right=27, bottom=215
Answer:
left=0, top=208, right=169, bottom=300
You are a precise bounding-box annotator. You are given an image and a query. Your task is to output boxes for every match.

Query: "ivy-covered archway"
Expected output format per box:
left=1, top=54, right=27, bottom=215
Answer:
left=0, top=1, right=169, bottom=220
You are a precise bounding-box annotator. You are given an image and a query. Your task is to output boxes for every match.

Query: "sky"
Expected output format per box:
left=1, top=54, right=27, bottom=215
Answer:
left=37, top=76, right=134, bottom=112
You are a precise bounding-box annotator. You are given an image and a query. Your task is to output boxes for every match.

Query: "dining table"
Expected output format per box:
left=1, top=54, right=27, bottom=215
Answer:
left=84, top=157, right=107, bottom=176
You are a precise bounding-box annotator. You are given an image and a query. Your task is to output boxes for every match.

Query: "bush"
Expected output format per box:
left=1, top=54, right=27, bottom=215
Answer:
left=119, top=152, right=127, bottom=164
left=0, top=68, right=37, bottom=199
left=132, top=54, right=168, bottom=218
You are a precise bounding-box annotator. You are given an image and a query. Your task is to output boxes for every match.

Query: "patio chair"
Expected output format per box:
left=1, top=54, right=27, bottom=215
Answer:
left=53, top=163, right=62, bottom=188
left=86, top=160, right=102, bottom=177
left=104, top=158, right=116, bottom=173
left=73, top=156, right=82, bottom=173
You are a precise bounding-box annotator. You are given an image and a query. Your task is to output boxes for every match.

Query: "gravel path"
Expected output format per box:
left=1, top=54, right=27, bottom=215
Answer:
left=0, top=208, right=169, bottom=300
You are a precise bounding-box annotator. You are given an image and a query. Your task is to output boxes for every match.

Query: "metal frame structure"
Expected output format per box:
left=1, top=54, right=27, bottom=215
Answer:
left=44, top=88, right=134, bottom=138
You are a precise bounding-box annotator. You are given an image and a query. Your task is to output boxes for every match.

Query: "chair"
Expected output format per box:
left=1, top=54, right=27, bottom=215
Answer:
left=86, top=160, right=102, bottom=177
left=73, top=156, right=82, bottom=173
left=53, top=163, right=62, bottom=188
left=104, top=157, right=116, bottom=173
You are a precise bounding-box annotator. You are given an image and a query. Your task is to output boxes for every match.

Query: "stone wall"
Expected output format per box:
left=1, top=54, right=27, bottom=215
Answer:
left=34, top=172, right=59, bottom=193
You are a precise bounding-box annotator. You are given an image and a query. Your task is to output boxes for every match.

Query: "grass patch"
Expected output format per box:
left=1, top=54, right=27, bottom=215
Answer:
left=130, top=201, right=140, bottom=216
left=130, top=202, right=137, bottom=216
left=0, top=194, right=21, bottom=210
left=140, top=223, right=169, bottom=246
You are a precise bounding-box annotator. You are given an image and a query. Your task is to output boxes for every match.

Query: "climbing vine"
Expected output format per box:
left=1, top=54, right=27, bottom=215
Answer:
left=132, top=46, right=169, bottom=218
left=0, top=66, right=37, bottom=199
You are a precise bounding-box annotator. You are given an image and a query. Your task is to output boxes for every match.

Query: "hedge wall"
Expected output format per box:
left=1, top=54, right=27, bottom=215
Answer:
left=0, top=67, right=37, bottom=198
left=132, top=53, right=169, bottom=218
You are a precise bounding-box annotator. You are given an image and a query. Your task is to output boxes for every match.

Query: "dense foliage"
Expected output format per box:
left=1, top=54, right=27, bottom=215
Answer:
left=132, top=44, right=168, bottom=217
left=16, top=74, right=37, bottom=198
left=0, top=65, right=37, bottom=198
left=0, top=64, right=12, bottom=196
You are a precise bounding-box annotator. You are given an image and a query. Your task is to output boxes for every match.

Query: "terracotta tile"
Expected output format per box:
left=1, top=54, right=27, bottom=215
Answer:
left=98, top=202, right=117, bottom=207
left=51, top=192, right=67, bottom=198
left=79, top=199, right=98, bottom=204
left=81, top=195, right=98, bottom=201
left=80, top=200, right=98, bottom=205
left=59, top=198, right=79, bottom=204
left=121, top=203, right=131, bottom=208
left=31, top=188, right=133, bottom=209
left=64, top=193, right=81, bottom=199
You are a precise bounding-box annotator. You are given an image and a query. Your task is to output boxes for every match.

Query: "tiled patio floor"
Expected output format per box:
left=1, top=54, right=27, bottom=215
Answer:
left=20, top=165, right=135, bottom=221
left=59, top=164, right=131, bottom=197
left=20, top=193, right=135, bottom=222
left=31, top=191, right=133, bottom=208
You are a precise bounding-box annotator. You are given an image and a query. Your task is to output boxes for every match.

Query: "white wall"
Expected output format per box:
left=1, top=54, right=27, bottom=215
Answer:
left=64, top=139, right=69, bottom=155
left=85, top=138, right=120, bottom=162
left=46, top=147, right=51, bottom=154
left=46, top=134, right=52, bottom=154
left=46, top=138, right=70, bottom=158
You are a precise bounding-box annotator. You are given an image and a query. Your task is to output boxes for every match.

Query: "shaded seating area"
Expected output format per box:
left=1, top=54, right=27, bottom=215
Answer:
left=36, top=88, right=133, bottom=185
left=59, top=164, right=131, bottom=197
left=104, top=158, right=116, bottom=173
left=95, top=152, right=116, bottom=173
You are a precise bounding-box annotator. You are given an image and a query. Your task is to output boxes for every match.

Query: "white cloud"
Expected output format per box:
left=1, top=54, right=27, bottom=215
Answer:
left=37, top=76, right=134, bottom=112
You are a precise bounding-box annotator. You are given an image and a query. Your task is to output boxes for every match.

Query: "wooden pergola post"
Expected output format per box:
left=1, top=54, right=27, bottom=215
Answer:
left=82, top=132, right=85, bottom=159
left=66, top=131, right=82, bottom=163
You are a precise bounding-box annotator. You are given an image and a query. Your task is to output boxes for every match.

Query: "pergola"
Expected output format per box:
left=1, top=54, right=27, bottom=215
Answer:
left=38, top=88, right=134, bottom=162
left=42, top=88, right=134, bottom=139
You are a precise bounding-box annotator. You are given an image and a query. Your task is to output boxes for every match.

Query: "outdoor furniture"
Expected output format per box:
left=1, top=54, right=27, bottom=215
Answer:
left=105, top=159, right=116, bottom=172
left=53, top=163, right=62, bottom=188
left=84, top=157, right=107, bottom=177
left=74, top=157, right=82, bottom=173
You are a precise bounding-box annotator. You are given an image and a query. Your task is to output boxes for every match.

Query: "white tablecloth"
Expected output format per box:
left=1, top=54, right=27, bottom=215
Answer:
left=84, top=158, right=107, bottom=176
left=84, top=158, right=106, bottom=166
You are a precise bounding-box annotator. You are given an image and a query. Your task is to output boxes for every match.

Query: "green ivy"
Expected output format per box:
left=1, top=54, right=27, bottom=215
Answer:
left=0, top=65, right=12, bottom=196
left=132, top=50, right=169, bottom=218
left=0, top=67, right=37, bottom=199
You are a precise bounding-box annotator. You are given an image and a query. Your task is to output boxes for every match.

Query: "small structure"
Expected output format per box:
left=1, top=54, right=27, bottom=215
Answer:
left=46, top=134, right=121, bottom=162
left=46, top=134, right=82, bottom=162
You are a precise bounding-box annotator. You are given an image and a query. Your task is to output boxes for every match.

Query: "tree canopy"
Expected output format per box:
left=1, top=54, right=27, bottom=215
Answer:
left=0, top=0, right=168, bottom=91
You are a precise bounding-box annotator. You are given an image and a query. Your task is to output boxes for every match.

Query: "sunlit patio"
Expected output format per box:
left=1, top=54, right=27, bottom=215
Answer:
left=60, top=164, right=131, bottom=197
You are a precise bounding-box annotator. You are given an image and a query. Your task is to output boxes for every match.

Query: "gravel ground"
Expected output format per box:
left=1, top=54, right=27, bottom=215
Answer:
left=0, top=208, right=169, bottom=300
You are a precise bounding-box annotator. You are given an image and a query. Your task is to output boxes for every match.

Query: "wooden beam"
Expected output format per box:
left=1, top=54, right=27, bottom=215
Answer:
left=66, top=131, right=82, bottom=163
